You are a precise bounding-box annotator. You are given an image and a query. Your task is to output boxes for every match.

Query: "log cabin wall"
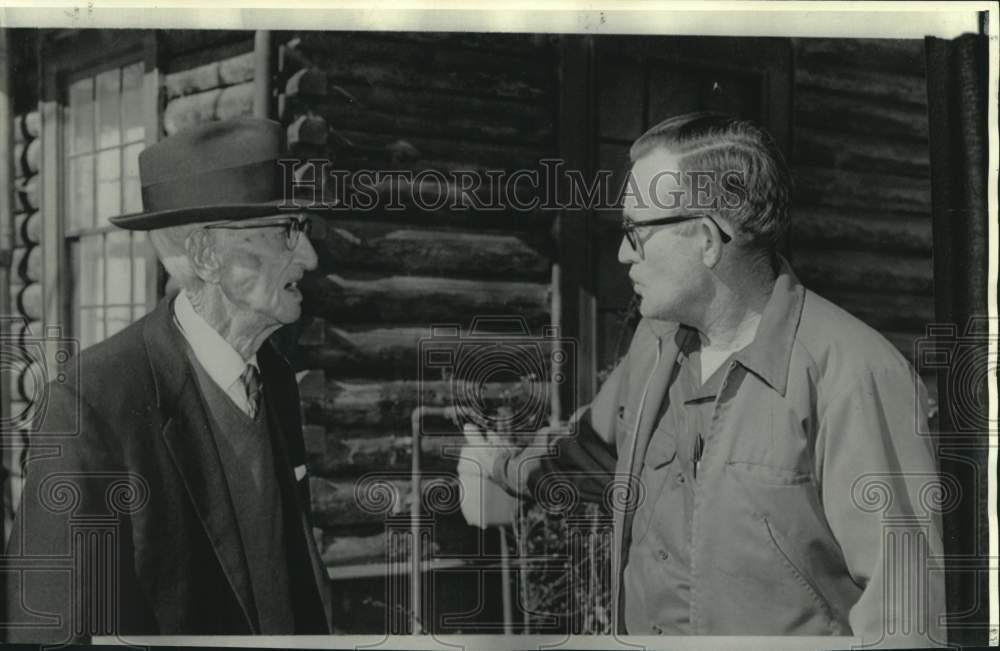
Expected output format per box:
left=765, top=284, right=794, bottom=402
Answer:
left=3, top=30, right=41, bottom=540
left=276, top=31, right=558, bottom=630
left=160, top=32, right=256, bottom=136
left=787, top=38, right=936, bottom=401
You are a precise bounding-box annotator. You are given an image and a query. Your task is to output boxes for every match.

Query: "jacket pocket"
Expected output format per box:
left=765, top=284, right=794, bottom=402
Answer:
left=760, top=515, right=843, bottom=634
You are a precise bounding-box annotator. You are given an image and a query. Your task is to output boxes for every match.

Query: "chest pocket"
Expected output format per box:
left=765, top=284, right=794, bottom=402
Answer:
left=719, top=373, right=814, bottom=485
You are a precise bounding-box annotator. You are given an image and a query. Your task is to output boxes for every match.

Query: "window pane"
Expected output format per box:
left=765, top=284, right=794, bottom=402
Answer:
left=96, top=68, right=121, bottom=149
left=106, top=306, right=131, bottom=339
left=79, top=307, right=104, bottom=349
left=79, top=234, right=105, bottom=306
left=68, top=77, right=94, bottom=154
left=123, top=142, right=144, bottom=215
left=132, top=231, right=148, bottom=306
left=121, top=62, right=145, bottom=144
left=106, top=230, right=132, bottom=305
left=68, top=154, right=95, bottom=231
left=96, top=149, right=121, bottom=223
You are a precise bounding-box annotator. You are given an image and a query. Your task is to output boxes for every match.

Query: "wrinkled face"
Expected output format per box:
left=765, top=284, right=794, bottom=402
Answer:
left=214, top=216, right=319, bottom=330
left=618, top=148, right=709, bottom=322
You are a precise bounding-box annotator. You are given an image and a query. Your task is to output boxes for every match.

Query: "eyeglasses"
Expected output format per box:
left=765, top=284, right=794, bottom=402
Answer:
left=202, top=215, right=313, bottom=250
left=620, top=212, right=732, bottom=255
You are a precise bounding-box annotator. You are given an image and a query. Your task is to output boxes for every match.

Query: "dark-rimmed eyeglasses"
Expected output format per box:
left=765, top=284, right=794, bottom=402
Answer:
left=202, top=215, right=312, bottom=251
left=620, top=212, right=732, bottom=254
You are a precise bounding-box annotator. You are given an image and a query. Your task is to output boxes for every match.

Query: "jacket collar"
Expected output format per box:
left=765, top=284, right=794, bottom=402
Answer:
left=730, top=255, right=806, bottom=397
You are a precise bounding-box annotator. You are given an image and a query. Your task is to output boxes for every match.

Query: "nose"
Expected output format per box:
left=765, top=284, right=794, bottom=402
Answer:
left=618, top=234, right=639, bottom=264
left=295, top=231, right=319, bottom=270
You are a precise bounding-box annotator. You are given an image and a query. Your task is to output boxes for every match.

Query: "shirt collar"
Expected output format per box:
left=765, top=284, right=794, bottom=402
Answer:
left=173, top=290, right=259, bottom=390
left=730, top=255, right=806, bottom=396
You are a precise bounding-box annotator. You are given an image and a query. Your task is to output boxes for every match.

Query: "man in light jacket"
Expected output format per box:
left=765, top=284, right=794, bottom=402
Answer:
left=460, top=112, right=947, bottom=646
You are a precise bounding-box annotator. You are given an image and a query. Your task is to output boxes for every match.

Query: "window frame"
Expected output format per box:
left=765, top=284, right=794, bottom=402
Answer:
left=39, top=30, right=162, bottom=344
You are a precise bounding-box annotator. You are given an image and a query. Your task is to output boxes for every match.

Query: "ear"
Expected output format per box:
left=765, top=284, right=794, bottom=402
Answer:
left=700, top=218, right=725, bottom=269
left=186, top=229, right=223, bottom=284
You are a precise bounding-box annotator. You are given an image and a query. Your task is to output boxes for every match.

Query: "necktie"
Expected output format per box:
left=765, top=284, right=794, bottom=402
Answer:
left=241, top=364, right=262, bottom=418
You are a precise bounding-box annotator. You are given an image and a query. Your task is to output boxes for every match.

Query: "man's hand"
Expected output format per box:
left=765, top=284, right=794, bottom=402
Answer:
left=457, top=424, right=519, bottom=529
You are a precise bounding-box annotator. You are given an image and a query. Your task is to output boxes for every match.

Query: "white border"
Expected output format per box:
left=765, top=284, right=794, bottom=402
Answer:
left=0, top=2, right=984, bottom=38
left=6, top=1, right=998, bottom=647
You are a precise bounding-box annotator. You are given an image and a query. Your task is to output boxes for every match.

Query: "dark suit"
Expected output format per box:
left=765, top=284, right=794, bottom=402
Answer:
left=3, top=296, right=331, bottom=642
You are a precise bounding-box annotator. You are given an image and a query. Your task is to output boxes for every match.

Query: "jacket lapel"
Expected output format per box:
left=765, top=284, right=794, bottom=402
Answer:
left=613, top=320, right=686, bottom=634
left=143, top=296, right=258, bottom=632
left=629, top=325, right=689, bottom=475
left=259, top=345, right=333, bottom=632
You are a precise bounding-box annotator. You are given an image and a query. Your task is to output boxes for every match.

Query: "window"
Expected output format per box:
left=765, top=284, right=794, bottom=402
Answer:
left=63, top=60, right=157, bottom=348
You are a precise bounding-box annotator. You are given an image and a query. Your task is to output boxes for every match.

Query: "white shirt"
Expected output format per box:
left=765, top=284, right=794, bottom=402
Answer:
left=173, top=290, right=260, bottom=417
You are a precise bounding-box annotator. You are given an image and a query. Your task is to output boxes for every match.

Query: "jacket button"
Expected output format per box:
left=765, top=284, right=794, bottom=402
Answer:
left=657, top=549, right=669, bottom=561
left=617, top=406, right=626, bottom=419
left=651, top=624, right=663, bottom=634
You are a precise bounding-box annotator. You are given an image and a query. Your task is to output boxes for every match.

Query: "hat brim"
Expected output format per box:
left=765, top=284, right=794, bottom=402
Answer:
left=108, top=200, right=335, bottom=231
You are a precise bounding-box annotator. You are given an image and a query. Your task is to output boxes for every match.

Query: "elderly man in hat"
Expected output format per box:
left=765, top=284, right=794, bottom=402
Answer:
left=4, top=118, right=332, bottom=640
left=460, top=113, right=947, bottom=646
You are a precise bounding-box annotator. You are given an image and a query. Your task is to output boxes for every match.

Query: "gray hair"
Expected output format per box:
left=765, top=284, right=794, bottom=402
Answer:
left=148, top=224, right=204, bottom=291
left=630, top=112, right=792, bottom=250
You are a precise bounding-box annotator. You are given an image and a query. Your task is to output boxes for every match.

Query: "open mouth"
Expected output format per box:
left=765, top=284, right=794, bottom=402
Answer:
left=284, top=280, right=299, bottom=291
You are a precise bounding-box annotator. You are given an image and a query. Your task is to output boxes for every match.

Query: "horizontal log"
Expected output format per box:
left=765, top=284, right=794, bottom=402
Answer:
left=285, top=67, right=328, bottom=98
left=310, top=475, right=464, bottom=526
left=163, top=89, right=221, bottom=136
left=300, top=378, right=558, bottom=439
left=317, top=515, right=482, bottom=566
left=308, top=433, right=468, bottom=477
left=795, top=64, right=927, bottom=108
left=794, top=38, right=927, bottom=76
left=301, top=273, right=551, bottom=326
left=215, top=82, right=255, bottom=121
left=312, top=222, right=550, bottom=281
left=793, top=166, right=930, bottom=214
left=287, top=114, right=328, bottom=147
left=299, top=326, right=427, bottom=377
left=821, top=289, right=935, bottom=333
left=309, top=81, right=551, bottom=132
left=795, top=88, right=929, bottom=142
left=794, top=126, right=929, bottom=179
left=164, top=60, right=222, bottom=99
left=218, top=51, right=255, bottom=86
left=331, top=128, right=549, bottom=175
left=790, top=207, right=932, bottom=254
left=159, top=30, right=253, bottom=60
left=292, top=96, right=552, bottom=149
left=281, top=163, right=555, bottom=230
left=792, top=249, right=933, bottom=294
left=295, top=33, right=552, bottom=101
left=318, top=531, right=386, bottom=566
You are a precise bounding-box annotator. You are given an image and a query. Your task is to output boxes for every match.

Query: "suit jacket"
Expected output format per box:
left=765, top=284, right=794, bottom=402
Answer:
left=4, top=296, right=332, bottom=642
